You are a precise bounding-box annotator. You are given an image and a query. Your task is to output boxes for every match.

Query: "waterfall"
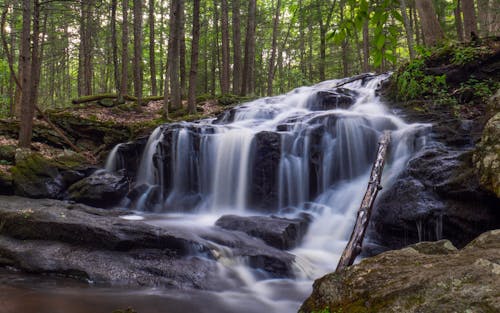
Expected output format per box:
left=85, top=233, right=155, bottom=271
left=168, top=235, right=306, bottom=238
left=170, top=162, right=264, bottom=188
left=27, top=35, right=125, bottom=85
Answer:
left=103, top=74, right=430, bottom=311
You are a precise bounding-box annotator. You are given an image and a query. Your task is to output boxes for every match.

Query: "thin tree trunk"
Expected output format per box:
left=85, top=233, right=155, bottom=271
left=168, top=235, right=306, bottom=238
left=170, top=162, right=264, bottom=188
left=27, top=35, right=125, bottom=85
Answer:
left=454, top=0, right=465, bottom=41
left=267, top=0, right=281, bottom=96
left=111, top=0, right=119, bottom=91
left=462, top=0, right=478, bottom=41
left=477, top=0, right=490, bottom=36
left=133, top=0, right=143, bottom=104
left=179, top=1, right=187, bottom=99
left=232, top=0, right=242, bottom=94
left=241, top=0, right=256, bottom=96
left=188, top=0, right=201, bottom=114
left=400, top=0, right=416, bottom=60
left=166, top=0, right=182, bottom=112
left=298, top=0, right=306, bottom=77
left=362, top=18, right=370, bottom=72
left=149, top=0, right=157, bottom=95
left=220, top=0, right=231, bottom=94
left=119, top=0, right=129, bottom=103
left=19, top=0, right=33, bottom=148
left=336, top=131, right=391, bottom=272
left=415, top=0, right=444, bottom=46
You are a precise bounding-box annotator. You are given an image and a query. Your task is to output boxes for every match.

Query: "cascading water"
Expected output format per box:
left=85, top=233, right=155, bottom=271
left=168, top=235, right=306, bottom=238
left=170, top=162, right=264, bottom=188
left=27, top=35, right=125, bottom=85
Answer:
left=105, top=74, right=430, bottom=312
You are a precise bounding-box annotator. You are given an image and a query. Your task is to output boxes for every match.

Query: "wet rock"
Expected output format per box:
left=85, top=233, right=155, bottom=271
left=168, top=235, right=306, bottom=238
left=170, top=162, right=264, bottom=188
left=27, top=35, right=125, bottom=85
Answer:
left=249, top=131, right=281, bottom=211
left=0, top=145, right=16, bottom=164
left=473, top=111, right=500, bottom=197
left=10, top=152, right=91, bottom=199
left=299, top=230, right=500, bottom=313
left=0, top=196, right=296, bottom=285
left=108, top=137, right=148, bottom=180
left=307, top=89, right=358, bottom=111
left=68, top=170, right=129, bottom=208
left=0, top=169, right=13, bottom=195
left=215, top=214, right=312, bottom=250
left=370, top=143, right=500, bottom=250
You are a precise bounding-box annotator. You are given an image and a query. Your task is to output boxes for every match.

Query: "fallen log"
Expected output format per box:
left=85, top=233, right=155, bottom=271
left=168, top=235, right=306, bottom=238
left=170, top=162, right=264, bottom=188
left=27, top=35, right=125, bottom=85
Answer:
left=336, top=130, right=391, bottom=272
left=71, top=94, right=137, bottom=105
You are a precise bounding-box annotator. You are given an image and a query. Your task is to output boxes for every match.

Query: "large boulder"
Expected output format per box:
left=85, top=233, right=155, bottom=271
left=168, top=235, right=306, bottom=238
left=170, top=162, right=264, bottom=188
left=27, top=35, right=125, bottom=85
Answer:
left=300, top=229, right=500, bottom=313
left=473, top=111, right=500, bottom=197
left=249, top=131, right=281, bottom=211
left=215, top=214, right=312, bottom=250
left=10, top=152, right=91, bottom=199
left=68, top=169, right=129, bottom=208
left=306, top=89, right=358, bottom=111
left=0, top=196, right=296, bottom=286
left=370, top=143, right=500, bottom=251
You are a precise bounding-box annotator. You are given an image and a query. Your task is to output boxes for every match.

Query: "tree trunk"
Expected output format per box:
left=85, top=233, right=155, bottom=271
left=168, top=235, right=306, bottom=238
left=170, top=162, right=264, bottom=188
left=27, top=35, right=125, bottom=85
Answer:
left=111, top=0, right=119, bottom=92
left=415, top=0, right=444, bottom=46
left=232, top=0, right=242, bottom=94
left=79, top=0, right=93, bottom=96
left=119, top=0, right=129, bottom=103
left=220, top=0, right=231, bottom=94
left=188, top=0, right=201, bottom=114
left=133, top=0, right=143, bottom=104
left=336, top=131, right=391, bottom=272
left=166, top=0, right=182, bottom=111
left=362, top=18, right=370, bottom=72
left=462, top=0, right=478, bottom=41
left=179, top=1, right=187, bottom=99
left=19, top=0, right=33, bottom=148
left=267, top=0, right=281, bottom=96
left=454, top=0, right=465, bottom=41
left=241, top=0, right=256, bottom=96
left=400, top=0, right=416, bottom=60
left=149, top=0, right=157, bottom=95
left=477, top=0, right=490, bottom=36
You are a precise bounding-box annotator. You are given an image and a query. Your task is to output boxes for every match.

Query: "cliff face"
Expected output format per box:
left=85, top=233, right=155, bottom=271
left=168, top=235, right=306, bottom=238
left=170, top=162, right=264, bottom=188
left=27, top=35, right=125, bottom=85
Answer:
left=299, top=230, right=500, bottom=313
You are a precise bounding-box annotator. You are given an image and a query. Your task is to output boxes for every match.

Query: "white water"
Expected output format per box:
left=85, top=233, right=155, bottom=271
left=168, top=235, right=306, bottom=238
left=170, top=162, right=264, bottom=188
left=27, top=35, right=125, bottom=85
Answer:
left=105, top=74, right=430, bottom=312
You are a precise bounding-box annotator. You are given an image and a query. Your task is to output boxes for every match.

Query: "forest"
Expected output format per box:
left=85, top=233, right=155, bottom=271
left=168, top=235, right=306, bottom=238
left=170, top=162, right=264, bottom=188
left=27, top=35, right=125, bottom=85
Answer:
left=1, top=0, right=499, bottom=147
left=0, top=0, right=499, bottom=312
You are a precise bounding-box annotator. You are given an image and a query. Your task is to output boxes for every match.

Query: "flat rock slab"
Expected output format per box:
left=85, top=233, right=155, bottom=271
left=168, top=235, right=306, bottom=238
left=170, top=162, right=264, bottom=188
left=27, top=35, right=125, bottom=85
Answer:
left=215, top=214, right=312, bottom=250
left=0, top=196, right=295, bottom=288
left=299, top=229, right=500, bottom=313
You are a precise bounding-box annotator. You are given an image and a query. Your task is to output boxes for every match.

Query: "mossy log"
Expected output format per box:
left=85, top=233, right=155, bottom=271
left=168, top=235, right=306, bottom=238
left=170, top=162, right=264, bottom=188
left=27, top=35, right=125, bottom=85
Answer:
left=72, top=94, right=165, bottom=106
left=336, top=131, right=391, bottom=272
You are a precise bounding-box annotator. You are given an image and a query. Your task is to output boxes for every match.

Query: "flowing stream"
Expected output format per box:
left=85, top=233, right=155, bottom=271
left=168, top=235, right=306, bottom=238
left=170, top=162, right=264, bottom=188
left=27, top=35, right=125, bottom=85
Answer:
left=2, top=74, right=430, bottom=313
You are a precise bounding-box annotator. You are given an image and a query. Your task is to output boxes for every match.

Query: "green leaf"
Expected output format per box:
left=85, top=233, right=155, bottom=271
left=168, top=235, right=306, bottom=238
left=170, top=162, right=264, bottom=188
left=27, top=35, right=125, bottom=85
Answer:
left=375, top=34, right=385, bottom=50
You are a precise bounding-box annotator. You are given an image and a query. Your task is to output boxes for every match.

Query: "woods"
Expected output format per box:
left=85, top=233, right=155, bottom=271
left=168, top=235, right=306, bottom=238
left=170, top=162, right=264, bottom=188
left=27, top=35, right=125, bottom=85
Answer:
left=0, top=0, right=499, bottom=146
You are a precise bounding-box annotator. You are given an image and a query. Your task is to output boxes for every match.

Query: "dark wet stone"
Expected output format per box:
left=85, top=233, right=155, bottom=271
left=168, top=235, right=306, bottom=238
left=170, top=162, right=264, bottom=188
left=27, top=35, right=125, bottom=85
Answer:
left=68, top=170, right=129, bottom=208
left=215, top=213, right=312, bottom=250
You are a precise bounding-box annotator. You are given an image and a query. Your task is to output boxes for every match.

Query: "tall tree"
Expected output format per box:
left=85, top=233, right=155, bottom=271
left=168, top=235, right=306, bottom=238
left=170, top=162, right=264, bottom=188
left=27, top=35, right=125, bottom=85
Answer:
left=241, top=0, right=256, bottom=95
left=18, top=0, right=33, bottom=148
left=232, top=0, right=242, bottom=94
left=454, top=0, right=465, bottom=41
left=79, top=0, right=93, bottom=96
left=267, top=0, right=281, bottom=96
left=133, top=0, right=143, bottom=103
left=415, top=0, right=444, bottom=46
left=188, top=0, right=201, bottom=114
left=317, top=0, right=337, bottom=81
left=166, top=0, right=182, bottom=112
left=111, top=0, right=119, bottom=91
left=118, top=0, right=129, bottom=103
left=462, top=0, right=478, bottom=41
left=179, top=1, right=187, bottom=98
left=400, top=0, right=415, bottom=60
left=220, top=0, right=231, bottom=94
left=149, top=0, right=157, bottom=95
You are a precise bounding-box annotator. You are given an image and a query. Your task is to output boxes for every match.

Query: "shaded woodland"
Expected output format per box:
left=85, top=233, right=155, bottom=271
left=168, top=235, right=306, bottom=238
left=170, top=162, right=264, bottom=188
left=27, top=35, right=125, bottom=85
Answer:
left=0, top=0, right=499, bottom=147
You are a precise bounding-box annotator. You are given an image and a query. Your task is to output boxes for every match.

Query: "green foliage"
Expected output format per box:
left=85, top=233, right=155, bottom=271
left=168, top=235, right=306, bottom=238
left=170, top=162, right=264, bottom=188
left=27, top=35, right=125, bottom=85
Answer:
left=395, top=57, right=449, bottom=103
left=451, top=46, right=489, bottom=65
left=457, top=78, right=500, bottom=103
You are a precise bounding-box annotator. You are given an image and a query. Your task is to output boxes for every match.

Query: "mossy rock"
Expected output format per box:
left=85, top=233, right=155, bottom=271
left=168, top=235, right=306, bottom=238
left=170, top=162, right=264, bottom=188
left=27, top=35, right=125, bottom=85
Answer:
left=473, top=111, right=500, bottom=197
left=10, top=151, right=90, bottom=199
left=0, top=167, right=13, bottom=195
left=0, top=145, right=16, bottom=164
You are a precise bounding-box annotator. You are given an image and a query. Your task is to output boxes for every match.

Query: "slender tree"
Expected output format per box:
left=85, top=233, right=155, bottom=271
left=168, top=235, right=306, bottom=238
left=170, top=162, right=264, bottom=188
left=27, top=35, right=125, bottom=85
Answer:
left=241, top=0, right=256, bottom=95
left=220, top=0, right=231, bottom=94
left=454, top=0, right=465, bottom=41
left=149, top=0, right=157, bottom=95
left=19, top=0, right=33, bottom=148
left=111, top=0, right=119, bottom=91
left=232, top=0, right=242, bottom=94
left=188, top=0, right=201, bottom=114
left=119, top=0, right=129, bottom=103
left=133, top=0, right=143, bottom=103
left=415, top=0, right=444, bottom=46
left=462, top=0, right=478, bottom=40
left=267, top=0, right=281, bottom=96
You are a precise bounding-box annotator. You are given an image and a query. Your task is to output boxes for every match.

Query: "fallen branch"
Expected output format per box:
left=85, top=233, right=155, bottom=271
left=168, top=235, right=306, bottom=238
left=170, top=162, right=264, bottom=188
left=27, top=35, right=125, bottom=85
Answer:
left=336, top=131, right=391, bottom=272
left=332, top=73, right=385, bottom=89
